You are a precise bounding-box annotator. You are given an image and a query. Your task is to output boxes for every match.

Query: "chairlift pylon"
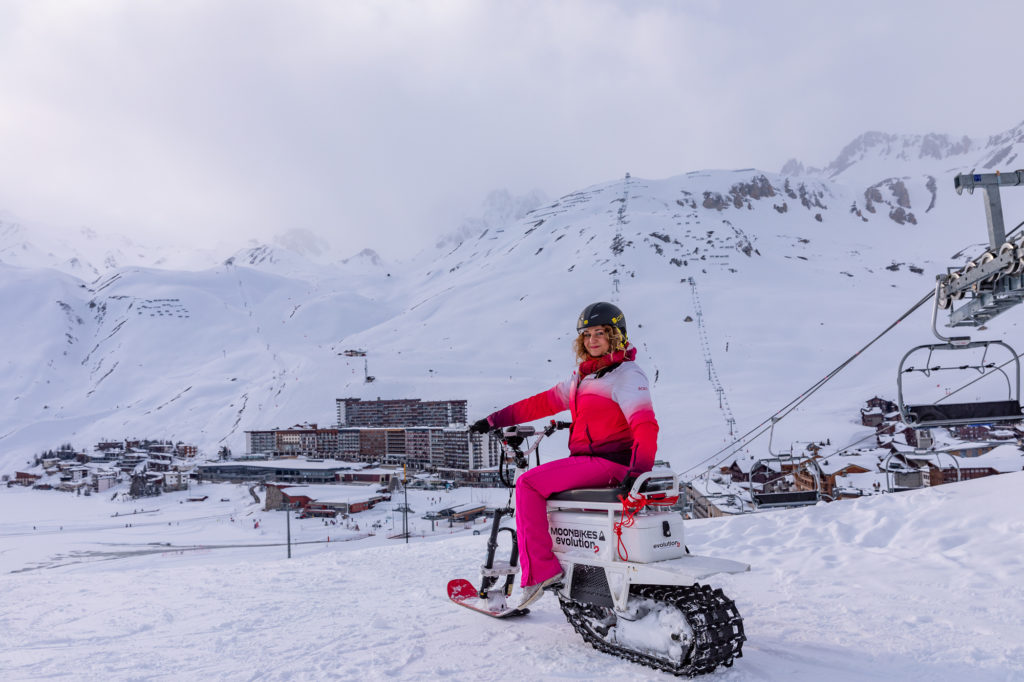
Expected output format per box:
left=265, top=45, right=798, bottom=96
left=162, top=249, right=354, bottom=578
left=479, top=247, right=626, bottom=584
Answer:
left=897, top=172, right=1024, bottom=429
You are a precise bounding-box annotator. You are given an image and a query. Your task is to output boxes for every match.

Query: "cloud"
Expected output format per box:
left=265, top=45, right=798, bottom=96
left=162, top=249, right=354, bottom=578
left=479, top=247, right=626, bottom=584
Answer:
left=1, top=0, right=1023, bottom=259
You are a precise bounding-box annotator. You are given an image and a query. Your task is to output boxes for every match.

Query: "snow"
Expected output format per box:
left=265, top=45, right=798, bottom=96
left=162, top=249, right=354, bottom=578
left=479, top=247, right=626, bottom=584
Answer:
left=2, top=473, right=1023, bottom=679
left=5, top=123, right=1024, bottom=678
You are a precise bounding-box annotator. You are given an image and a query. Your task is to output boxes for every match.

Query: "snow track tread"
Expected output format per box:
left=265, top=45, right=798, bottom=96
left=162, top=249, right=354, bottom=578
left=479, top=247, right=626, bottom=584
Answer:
left=558, top=582, right=745, bottom=677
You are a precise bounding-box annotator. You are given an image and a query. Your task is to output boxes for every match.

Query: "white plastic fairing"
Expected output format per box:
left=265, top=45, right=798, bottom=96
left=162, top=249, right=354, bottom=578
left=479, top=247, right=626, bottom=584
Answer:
left=548, top=509, right=686, bottom=563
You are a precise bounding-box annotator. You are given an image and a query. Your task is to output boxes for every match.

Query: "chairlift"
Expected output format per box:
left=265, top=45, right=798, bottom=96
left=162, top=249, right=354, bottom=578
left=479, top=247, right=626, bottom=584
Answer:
left=900, top=172, right=1024, bottom=428
left=749, top=458, right=823, bottom=510
left=897, top=285, right=1022, bottom=428
left=748, top=420, right=823, bottom=510
left=882, top=451, right=961, bottom=493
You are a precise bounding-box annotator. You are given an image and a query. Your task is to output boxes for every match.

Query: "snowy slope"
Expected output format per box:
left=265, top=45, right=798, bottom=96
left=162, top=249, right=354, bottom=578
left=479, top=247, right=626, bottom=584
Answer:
left=1, top=471, right=1021, bottom=680
left=5, top=123, right=1024, bottom=474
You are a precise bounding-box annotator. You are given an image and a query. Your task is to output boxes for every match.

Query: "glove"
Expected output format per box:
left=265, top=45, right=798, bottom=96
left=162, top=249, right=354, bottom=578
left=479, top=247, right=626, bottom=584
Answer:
left=469, top=418, right=491, bottom=434
left=619, top=475, right=637, bottom=492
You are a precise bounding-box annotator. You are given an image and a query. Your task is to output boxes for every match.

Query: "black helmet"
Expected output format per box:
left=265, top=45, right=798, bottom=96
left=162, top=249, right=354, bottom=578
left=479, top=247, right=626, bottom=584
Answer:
left=576, top=302, right=627, bottom=340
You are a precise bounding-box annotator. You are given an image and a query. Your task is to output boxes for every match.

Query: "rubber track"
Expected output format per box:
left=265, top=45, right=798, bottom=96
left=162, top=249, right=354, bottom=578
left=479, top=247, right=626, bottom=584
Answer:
left=558, top=582, right=745, bottom=677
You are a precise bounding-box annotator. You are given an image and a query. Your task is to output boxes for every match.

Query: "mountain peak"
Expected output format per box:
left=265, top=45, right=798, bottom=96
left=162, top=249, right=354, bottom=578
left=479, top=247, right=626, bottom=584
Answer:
left=825, top=131, right=975, bottom=179
left=342, top=248, right=384, bottom=267
left=435, top=188, right=549, bottom=250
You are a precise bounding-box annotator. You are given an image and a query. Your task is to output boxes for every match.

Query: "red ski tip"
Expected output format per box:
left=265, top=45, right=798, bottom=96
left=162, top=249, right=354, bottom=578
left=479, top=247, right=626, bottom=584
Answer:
left=447, top=578, right=478, bottom=602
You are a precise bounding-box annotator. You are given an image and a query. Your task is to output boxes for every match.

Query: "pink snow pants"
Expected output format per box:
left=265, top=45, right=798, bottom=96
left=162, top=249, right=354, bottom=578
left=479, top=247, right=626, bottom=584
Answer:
left=515, top=455, right=628, bottom=586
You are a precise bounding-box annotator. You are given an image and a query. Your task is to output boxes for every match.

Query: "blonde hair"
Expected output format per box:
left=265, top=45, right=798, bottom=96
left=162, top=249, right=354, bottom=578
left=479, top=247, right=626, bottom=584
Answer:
left=573, top=325, right=626, bottom=363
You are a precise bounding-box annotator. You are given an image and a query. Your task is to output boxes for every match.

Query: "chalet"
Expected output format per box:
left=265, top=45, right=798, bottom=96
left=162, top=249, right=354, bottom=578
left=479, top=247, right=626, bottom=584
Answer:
left=721, top=456, right=789, bottom=487
left=793, top=458, right=871, bottom=498
left=865, top=396, right=898, bottom=413
left=13, top=472, right=41, bottom=487
left=860, top=406, right=885, bottom=427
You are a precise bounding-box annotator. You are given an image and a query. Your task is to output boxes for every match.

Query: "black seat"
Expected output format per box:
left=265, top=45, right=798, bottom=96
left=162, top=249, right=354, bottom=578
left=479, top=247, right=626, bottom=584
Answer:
left=906, top=400, right=1022, bottom=424
left=549, top=486, right=629, bottom=504
left=753, top=491, right=819, bottom=508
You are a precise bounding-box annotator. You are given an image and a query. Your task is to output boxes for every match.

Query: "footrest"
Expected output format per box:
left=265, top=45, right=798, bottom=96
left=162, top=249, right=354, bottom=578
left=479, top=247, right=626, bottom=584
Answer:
left=480, top=562, right=520, bottom=578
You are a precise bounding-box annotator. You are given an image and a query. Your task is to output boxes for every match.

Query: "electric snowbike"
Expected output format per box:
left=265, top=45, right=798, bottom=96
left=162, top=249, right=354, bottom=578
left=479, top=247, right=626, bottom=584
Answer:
left=447, top=421, right=748, bottom=677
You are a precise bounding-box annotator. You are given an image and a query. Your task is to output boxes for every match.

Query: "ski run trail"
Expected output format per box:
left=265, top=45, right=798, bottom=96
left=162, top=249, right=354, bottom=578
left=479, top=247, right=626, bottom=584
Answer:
left=2, top=471, right=1022, bottom=681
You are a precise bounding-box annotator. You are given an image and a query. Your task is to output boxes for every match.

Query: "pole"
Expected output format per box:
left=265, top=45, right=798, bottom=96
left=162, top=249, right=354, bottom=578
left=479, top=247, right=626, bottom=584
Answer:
left=286, top=507, right=292, bottom=559
left=403, top=464, right=409, bottom=544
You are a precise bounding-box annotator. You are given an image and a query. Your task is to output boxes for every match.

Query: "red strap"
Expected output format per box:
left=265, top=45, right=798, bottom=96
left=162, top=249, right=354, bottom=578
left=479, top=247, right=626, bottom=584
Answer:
left=613, top=491, right=680, bottom=561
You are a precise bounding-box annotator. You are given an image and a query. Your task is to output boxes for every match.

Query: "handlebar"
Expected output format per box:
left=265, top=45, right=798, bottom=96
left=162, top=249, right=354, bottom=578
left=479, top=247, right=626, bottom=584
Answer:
left=494, top=420, right=572, bottom=489
left=498, top=420, right=571, bottom=439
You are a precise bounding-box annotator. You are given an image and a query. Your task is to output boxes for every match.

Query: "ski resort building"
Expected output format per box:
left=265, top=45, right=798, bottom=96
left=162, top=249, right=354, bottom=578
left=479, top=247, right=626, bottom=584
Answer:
left=244, top=397, right=499, bottom=479
left=197, top=459, right=358, bottom=484
left=244, top=424, right=339, bottom=459
left=335, top=397, right=468, bottom=428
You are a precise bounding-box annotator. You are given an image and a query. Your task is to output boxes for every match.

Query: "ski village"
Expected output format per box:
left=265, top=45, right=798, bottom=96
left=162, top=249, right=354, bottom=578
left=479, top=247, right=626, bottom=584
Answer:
left=3, top=116, right=1024, bottom=679
left=11, top=394, right=1024, bottom=519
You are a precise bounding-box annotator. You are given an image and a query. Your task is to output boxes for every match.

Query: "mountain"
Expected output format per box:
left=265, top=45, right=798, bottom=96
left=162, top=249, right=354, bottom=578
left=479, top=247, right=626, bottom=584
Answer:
left=3, top=124, right=1024, bottom=474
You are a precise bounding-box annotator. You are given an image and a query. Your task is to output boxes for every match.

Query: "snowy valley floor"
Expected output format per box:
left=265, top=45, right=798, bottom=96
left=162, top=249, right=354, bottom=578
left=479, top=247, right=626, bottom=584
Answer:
left=1, top=474, right=1023, bottom=681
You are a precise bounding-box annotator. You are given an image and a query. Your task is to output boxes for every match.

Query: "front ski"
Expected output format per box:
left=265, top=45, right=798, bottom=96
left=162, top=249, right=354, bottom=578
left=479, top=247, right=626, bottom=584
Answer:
left=447, top=578, right=530, bottom=618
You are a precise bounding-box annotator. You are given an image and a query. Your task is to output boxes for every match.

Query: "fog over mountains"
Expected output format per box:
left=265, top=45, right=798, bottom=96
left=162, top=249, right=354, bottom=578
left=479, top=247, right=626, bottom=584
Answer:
left=4, top=122, right=1024, bottom=475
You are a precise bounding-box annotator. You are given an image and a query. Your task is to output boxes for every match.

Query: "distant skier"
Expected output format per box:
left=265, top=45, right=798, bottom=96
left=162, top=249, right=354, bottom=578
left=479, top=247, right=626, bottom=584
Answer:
left=470, top=302, right=658, bottom=608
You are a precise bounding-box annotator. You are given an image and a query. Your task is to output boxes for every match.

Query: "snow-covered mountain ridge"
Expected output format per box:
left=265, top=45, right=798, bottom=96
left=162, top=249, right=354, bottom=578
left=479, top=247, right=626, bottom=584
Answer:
left=4, top=122, right=1024, bottom=475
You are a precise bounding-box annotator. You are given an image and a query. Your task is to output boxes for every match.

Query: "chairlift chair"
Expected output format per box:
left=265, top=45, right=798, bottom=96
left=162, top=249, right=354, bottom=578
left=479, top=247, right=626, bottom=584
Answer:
left=900, top=172, right=1024, bottom=429
left=882, top=450, right=961, bottom=493
left=748, top=456, right=823, bottom=510
left=896, top=338, right=1022, bottom=428
left=748, top=420, right=824, bottom=510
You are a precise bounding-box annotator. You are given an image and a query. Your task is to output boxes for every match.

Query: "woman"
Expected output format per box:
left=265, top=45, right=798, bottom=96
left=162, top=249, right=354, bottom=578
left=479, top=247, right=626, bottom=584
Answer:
left=470, top=301, right=659, bottom=608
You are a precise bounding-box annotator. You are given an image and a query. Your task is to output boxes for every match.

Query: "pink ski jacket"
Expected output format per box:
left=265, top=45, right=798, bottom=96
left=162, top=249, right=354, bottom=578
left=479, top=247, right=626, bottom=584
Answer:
left=486, top=346, right=659, bottom=476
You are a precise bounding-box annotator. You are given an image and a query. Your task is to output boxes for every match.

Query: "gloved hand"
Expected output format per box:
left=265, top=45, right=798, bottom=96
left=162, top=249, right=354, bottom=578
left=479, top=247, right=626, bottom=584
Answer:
left=469, top=418, right=491, bottom=434
left=619, top=475, right=637, bottom=492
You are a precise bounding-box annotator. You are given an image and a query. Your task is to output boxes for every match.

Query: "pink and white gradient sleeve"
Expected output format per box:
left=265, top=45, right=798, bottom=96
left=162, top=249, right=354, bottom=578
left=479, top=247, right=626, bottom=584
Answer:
left=613, top=367, right=659, bottom=475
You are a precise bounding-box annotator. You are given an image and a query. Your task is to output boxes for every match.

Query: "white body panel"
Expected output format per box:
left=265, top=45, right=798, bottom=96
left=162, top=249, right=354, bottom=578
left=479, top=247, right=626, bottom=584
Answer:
left=548, top=509, right=686, bottom=563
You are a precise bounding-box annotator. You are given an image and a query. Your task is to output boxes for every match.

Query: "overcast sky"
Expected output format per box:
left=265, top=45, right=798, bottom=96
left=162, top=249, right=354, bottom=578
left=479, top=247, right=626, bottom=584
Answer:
left=2, top=0, right=1024, bottom=260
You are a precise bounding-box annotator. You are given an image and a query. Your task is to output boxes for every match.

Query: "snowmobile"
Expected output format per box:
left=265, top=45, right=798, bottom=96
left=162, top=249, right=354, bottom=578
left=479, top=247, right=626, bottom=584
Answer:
left=447, top=421, right=748, bottom=677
